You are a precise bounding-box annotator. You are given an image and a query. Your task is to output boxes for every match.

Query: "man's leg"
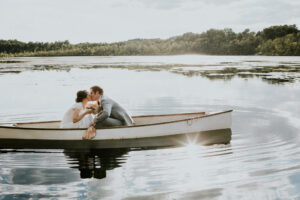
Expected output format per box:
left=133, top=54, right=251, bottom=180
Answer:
left=94, top=117, right=123, bottom=129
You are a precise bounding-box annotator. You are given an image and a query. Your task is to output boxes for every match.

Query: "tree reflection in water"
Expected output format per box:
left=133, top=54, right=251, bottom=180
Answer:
left=64, top=148, right=130, bottom=179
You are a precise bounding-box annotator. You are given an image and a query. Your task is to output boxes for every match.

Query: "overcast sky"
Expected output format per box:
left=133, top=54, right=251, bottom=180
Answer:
left=1, top=0, right=300, bottom=43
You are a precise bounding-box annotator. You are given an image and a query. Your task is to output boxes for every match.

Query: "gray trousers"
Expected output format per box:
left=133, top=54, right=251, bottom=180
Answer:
left=94, top=117, right=123, bottom=129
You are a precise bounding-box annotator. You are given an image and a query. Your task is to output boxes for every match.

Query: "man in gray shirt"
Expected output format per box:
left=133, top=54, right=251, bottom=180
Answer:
left=89, top=85, right=134, bottom=128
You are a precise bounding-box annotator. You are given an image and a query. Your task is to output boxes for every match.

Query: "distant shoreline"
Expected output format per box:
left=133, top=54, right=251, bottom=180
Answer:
left=1, top=25, right=300, bottom=57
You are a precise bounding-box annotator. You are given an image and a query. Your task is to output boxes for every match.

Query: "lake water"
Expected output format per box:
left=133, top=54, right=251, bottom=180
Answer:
left=0, top=55, right=300, bottom=199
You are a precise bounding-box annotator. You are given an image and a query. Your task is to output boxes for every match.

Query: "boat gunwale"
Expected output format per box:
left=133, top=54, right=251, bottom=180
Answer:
left=0, top=110, right=232, bottom=131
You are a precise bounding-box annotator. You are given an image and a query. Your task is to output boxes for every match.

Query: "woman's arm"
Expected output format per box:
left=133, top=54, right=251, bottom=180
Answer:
left=72, top=108, right=93, bottom=123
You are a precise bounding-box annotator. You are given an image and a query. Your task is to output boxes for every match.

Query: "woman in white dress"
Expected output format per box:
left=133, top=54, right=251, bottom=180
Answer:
left=60, top=90, right=94, bottom=128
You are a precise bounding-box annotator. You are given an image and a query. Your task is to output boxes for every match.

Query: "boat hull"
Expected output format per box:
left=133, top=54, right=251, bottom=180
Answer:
left=0, top=110, right=232, bottom=149
left=0, top=129, right=232, bottom=149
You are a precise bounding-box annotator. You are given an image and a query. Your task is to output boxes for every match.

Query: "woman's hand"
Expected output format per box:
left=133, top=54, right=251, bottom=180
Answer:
left=86, top=104, right=98, bottom=109
left=85, top=109, right=94, bottom=114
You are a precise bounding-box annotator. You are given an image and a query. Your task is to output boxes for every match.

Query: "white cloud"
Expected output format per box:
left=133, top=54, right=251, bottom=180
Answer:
left=0, top=0, right=299, bottom=43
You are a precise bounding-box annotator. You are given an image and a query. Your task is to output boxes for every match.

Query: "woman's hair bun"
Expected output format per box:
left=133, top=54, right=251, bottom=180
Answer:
left=76, top=90, right=88, bottom=102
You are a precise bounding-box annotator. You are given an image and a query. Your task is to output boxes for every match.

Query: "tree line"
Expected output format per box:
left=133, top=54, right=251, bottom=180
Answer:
left=1, top=25, right=300, bottom=57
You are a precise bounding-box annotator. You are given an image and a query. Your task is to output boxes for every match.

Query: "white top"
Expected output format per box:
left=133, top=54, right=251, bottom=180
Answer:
left=60, top=103, right=93, bottom=128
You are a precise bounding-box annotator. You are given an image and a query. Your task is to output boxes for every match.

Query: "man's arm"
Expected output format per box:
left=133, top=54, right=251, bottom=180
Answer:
left=93, top=102, right=112, bottom=124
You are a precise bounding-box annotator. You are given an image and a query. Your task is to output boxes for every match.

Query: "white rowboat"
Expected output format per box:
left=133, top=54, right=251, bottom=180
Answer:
left=0, top=110, right=232, bottom=149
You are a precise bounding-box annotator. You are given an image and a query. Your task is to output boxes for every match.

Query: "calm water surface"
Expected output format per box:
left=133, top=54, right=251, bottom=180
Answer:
left=0, top=55, right=300, bottom=199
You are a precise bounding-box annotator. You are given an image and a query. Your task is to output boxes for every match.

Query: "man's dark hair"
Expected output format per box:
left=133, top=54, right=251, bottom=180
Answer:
left=91, top=85, right=104, bottom=95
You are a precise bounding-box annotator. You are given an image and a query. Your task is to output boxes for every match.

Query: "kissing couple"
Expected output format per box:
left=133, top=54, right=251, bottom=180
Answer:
left=60, top=85, right=134, bottom=139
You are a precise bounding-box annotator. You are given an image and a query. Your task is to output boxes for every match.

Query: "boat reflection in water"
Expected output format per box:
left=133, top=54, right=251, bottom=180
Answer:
left=62, top=129, right=231, bottom=179
left=64, top=148, right=130, bottom=179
